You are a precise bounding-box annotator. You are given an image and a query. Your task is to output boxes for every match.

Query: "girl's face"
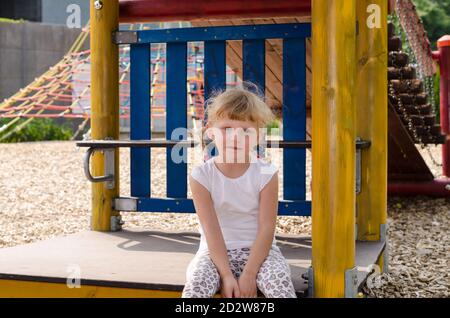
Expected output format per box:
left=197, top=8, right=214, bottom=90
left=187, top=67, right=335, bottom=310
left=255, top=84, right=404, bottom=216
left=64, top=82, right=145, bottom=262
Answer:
left=206, top=118, right=259, bottom=163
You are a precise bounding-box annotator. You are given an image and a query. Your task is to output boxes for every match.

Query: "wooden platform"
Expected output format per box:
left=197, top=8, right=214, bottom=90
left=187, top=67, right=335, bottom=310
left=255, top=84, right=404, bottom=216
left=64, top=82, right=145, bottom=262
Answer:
left=0, top=228, right=385, bottom=298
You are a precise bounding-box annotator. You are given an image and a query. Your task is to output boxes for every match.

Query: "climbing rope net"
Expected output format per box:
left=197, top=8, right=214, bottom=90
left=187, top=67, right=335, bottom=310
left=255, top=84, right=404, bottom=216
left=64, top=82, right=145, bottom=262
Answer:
left=390, top=0, right=442, bottom=168
left=0, top=21, right=239, bottom=141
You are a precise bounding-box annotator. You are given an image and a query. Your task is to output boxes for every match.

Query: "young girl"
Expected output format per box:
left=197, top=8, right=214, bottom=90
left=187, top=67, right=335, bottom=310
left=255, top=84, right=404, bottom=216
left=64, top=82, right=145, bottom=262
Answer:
left=182, top=83, right=297, bottom=298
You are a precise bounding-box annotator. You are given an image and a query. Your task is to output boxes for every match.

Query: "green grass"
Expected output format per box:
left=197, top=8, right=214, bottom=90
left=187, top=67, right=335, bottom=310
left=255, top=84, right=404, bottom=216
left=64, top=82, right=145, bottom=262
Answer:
left=266, top=119, right=281, bottom=136
left=0, top=118, right=73, bottom=143
left=0, top=18, right=24, bottom=24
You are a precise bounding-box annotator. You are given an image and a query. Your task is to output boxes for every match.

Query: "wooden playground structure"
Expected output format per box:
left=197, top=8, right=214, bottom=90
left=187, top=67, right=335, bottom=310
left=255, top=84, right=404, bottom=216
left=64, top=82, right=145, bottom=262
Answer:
left=0, top=0, right=448, bottom=298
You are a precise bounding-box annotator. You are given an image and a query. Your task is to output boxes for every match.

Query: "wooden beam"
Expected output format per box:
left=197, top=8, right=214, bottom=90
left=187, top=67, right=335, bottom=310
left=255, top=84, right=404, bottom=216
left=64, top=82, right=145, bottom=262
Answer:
left=355, top=0, right=388, bottom=242
left=311, top=0, right=356, bottom=297
left=90, top=0, right=120, bottom=231
left=119, top=0, right=311, bottom=23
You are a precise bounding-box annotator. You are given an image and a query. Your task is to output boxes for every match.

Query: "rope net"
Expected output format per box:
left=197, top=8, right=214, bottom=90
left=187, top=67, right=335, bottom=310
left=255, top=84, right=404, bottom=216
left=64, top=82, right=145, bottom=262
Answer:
left=390, top=0, right=442, bottom=167
left=0, top=22, right=240, bottom=141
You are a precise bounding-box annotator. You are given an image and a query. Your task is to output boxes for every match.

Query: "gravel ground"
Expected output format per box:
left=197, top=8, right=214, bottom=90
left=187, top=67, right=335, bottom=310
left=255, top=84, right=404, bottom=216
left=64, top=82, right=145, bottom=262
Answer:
left=0, top=140, right=448, bottom=297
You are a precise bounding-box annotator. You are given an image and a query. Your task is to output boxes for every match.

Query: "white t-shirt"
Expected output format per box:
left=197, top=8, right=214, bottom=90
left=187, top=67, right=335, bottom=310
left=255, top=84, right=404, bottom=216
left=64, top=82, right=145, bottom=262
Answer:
left=190, top=155, right=281, bottom=255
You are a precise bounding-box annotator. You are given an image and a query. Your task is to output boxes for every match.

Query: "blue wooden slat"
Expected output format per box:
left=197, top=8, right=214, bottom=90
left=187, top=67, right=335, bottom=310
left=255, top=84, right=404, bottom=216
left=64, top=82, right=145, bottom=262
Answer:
left=243, top=39, right=265, bottom=93
left=135, top=198, right=311, bottom=216
left=204, top=40, right=226, bottom=158
left=135, top=23, right=311, bottom=44
left=204, top=40, right=226, bottom=106
left=166, top=42, right=188, bottom=198
left=243, top=39, right=266, bottom=157
left=283, top=38, right=307, bottom=200
left=126, top=24, right=312, bottom=215
left=138, top=198, right=195, bottom=213
left=130, top=44, right=151, bottom=197
left=278, top=200, right=311, bottom=216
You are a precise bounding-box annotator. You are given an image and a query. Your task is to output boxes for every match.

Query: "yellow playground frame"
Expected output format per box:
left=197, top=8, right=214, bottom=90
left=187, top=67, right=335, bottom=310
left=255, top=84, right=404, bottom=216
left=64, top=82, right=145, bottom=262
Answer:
left=90, top=0, right=387, bottom=297
left=0, top=0, right=387, bottom=298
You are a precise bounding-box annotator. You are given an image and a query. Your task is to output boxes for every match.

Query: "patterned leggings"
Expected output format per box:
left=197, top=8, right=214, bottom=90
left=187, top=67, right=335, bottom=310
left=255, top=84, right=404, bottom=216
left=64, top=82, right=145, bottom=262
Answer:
left=181, top=247, right=297, bottom=298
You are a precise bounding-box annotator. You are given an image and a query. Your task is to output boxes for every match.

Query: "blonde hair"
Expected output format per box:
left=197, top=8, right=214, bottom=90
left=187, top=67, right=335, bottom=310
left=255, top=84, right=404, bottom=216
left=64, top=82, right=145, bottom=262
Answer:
left=204, top=81, right=275, bottom=129
left=201, top=81, right=275, bottom=151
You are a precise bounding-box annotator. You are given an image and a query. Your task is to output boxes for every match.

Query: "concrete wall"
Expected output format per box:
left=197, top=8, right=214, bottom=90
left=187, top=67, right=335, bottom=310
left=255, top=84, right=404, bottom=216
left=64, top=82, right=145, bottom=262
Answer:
left=0, top=20, right=86, bottom=100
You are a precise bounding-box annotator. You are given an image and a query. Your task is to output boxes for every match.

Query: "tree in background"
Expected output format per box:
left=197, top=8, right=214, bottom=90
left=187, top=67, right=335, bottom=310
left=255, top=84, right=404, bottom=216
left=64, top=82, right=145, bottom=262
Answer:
left=414, top=0, right=450, bottom=49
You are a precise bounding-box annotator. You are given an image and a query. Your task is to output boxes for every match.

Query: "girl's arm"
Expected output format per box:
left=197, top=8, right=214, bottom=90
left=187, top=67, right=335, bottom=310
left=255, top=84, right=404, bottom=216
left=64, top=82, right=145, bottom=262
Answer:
left=189, top=175, right=234, bottom=279
left=242, top=172, right=279, bottom=277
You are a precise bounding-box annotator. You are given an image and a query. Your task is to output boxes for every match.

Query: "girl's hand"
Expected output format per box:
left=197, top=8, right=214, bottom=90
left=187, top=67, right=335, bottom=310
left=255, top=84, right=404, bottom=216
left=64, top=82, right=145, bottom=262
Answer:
left=237, top=271, right=258, bottom=298
left=221, top=274, right=241, bottom=298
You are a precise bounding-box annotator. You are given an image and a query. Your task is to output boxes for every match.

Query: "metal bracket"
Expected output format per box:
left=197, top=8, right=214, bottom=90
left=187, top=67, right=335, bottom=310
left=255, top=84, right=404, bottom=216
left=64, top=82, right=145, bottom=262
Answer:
left=380, top=223, right=389, bottom=273
left=110, top=215, right=124, bottom=232
left=83, top=147, right=115, bottom=189
left=113, top=31, right=138, bottom=44
left=344, top=267, right=358, bottom=298
left=381, top=241, right=389, bottom=274
left=380, top=223, right=388, bottom=243
left=113, top=197, right=138, bottom=211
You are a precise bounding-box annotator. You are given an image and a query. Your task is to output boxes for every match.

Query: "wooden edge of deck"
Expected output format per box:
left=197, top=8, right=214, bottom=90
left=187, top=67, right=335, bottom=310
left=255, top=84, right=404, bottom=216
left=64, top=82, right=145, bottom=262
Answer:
left=0, top=229, right=384, bottom=298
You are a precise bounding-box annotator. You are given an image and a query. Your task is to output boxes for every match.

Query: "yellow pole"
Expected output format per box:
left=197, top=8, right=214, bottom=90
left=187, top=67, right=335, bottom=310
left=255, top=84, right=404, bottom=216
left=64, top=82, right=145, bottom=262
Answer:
left=311, top=0, right=356, bottom=297
left=355, top=1, right=388, bottom=243
left=90, top=0, right=120, bottom=231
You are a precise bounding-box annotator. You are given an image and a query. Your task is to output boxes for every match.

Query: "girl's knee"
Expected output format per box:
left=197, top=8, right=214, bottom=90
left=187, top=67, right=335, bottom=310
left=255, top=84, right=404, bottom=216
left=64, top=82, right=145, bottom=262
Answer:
left=182, top=271, right=221, bottom=298
left=259, top=251, right=291, bottom=275
left=256, top=252, right=297, bottom=298
left=182, top=277, right=220, bottom=298
left=256, top=270, right=297, bottom=298
left=182, top=255, right=221, bottom=298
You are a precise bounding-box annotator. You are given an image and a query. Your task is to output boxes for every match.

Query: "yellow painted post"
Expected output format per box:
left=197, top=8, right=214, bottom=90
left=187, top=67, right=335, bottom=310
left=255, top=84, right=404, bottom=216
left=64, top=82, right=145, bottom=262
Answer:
left=356, top=1, right=388, bottom=243
left=90, top=0, right=120, bottom=231
left=311, top=0, right=357, bottom=297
